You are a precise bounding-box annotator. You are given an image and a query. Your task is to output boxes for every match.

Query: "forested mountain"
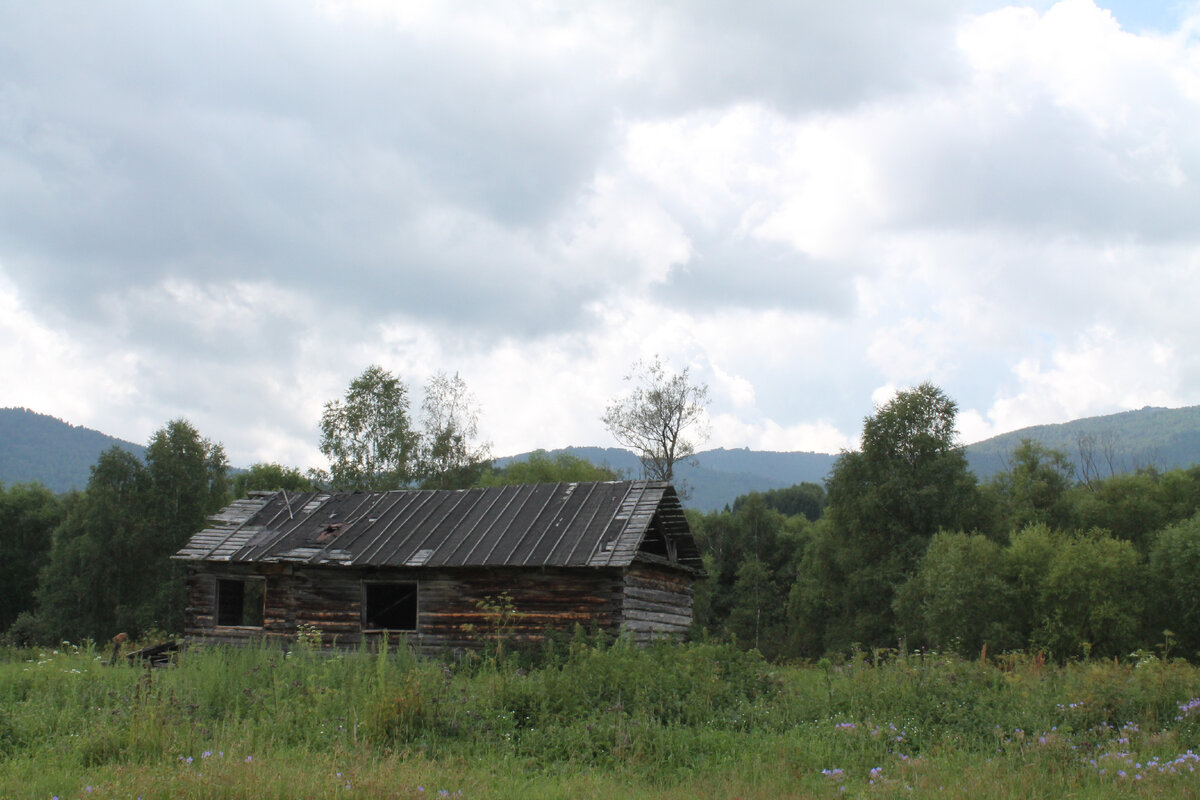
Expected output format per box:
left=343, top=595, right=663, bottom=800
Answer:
left=8, top=404, right=1200, bottom=508
left=505, top=406, right=1200, bottom=509
left=0, top=408, right=145, bottom=493
left=966, top=405, right=1200, bottom=481
left=499, top=446, right=837, bottom=511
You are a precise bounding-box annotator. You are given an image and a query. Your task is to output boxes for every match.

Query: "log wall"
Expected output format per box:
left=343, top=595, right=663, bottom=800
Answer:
left=184, top=563, right=629, bottom=655
left=619, top=561, right=696, bottom=643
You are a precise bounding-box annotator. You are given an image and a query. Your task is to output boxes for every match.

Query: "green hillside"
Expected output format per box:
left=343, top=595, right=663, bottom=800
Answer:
left=502, top=446, right=836, bottom=511
left=6, top=403, right=1200, bottom=504
left=0, top=408, right=145, bottom=493
left=965, top=405, right=1200, bottom=480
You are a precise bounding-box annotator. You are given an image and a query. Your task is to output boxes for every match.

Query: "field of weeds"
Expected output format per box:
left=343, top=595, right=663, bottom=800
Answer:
left=2, top=637, right=1200, bottom=798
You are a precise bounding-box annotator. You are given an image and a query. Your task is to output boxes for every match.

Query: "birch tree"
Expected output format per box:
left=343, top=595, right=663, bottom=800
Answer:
left=601, top=356, right=709, bottom=484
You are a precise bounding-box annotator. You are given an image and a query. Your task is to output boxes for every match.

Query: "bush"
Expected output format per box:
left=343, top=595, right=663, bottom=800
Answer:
left=894, top=531, right=1019, bottom=656
left=1149, top=513, right=1200, bottom=660
left=1, top=611, right=43, bottom=648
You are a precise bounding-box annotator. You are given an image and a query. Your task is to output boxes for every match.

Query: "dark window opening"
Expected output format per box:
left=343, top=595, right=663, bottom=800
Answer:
left=363, top=582, right=418, bottom=631
left=638, top=527, right=669, bottom=557
left=216, top=578, right=265, bottom=627
left=637, top=516, right=676, bottom=561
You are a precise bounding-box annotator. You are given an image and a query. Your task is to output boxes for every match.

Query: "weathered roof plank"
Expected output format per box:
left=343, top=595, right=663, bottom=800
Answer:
left=174, top=481, right=702, bottom=572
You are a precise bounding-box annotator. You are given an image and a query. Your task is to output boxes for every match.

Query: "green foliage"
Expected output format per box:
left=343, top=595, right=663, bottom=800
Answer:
left=230, top=463, right=317, bottom=498
left=732, top=481, right=827, bottom=522
left=0, top=482, right=63, bottom=631
left=146, top=419, right=229, bottom=542
left=319, top=365, right=418, bottom=491
left=986, top=439, right=1076, bottom=531
left=689, top=495, right=809, bottom=659
left=786, top=520, right=841, bottom=657
left=1003, top=525, right=1145, bottom=660
left=968, top=403, right=1200, bottom=481
left=478, top=450, right=619, bottom=486
left=895, top=525, right=1146, bottom=661
left=35, top=420, right=228, bottom=642
left=4, top=643, right=1200, bottom=798
left=815, top=383, right=987, bottom=651
left=36, top=448, right=151, bottom=642
left=724, top=557, right=783, bottom=654
left=1027, top=529, right=1144, bottom=660
left=894, top=531, right=1020, bottom=656
left=1149, top=513, right=1200, bottom=659
left=318, top=366, right=490, bottom=491
left=416, top=371, right=492, bottom=489
left=1065, top=468, right=1199, bottom=552
left=0, top=407, right=146, bottom=494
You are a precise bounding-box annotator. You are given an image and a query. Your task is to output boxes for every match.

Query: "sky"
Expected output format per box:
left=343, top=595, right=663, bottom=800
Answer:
left=3, top=0, right=1200, bottom=470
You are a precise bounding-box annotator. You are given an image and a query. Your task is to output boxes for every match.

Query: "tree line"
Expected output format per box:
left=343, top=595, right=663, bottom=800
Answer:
left=690, top=382, right=1200, bottom=662
left=0, top=365, right=619, bottom=645
left=7, top=367, right=1200, bottom=663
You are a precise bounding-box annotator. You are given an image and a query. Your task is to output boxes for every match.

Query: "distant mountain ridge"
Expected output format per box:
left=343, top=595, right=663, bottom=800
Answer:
left=7, top=404, right=1200, bottom=511
left=964, top=405, right=1200, bottom=481
left=501, top=446, right=839, bottom=512
left=502, top=405, right=1200, bottom=510
left=0, top=408, right=146, bottom=493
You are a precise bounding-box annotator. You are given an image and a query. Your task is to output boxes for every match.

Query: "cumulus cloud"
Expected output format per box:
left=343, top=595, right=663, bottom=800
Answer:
left=1, top=0, right=1199, bottom=470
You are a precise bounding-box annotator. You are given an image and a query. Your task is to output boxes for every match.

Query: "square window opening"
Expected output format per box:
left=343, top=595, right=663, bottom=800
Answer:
left=363, top=582, right=417, bottom=631
left=216, top=578, right=265, bottom=627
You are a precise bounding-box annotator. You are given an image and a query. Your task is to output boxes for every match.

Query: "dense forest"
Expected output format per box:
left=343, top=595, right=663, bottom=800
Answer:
left=692, top=384, right=1200, bottom=662
left=5, top=379, right=1200, bottom=665
left=0, top=408, right=146, bottom=493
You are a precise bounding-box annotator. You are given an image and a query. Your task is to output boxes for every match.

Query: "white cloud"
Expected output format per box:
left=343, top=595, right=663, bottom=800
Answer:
left=4, top=0, right=1200, bottom=476
left=0, top=271, right=140, bottom=429
left=710, top=364, right=756, bottom=410
left=709, top=413, right=852, bottom=454
left=959, top=326, right=1184, bottom=443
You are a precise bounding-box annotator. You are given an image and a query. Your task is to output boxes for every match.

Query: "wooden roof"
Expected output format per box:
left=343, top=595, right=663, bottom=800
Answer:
left=174, top=481, right=703, bottom=573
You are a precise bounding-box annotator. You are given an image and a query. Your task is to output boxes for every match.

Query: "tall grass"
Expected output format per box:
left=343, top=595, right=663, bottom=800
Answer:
left=2, top=637, right=1200, bottom=798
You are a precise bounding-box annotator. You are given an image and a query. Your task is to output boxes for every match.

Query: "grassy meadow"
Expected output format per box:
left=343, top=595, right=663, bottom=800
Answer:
left=2, top=636, right=1200, bottom=799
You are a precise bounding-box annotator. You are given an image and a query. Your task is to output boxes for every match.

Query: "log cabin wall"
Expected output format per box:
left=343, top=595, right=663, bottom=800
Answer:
left=619, top=561, right=696, bottom=643
left=179, top=482, right=704, bottom=655
left=185, top=563, right=626, bottom=656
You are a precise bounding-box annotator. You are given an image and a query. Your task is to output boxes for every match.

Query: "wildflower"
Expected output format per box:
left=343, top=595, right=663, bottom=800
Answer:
left=245, top=756, right=253, bottom=763
left=1176, top=698, right=1200, bottom=720
left=202, top=750, right=212, bottom=759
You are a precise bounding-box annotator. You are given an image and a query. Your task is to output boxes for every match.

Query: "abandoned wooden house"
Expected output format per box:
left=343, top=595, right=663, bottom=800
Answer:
left=174, top=480, right=704, bottom=654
